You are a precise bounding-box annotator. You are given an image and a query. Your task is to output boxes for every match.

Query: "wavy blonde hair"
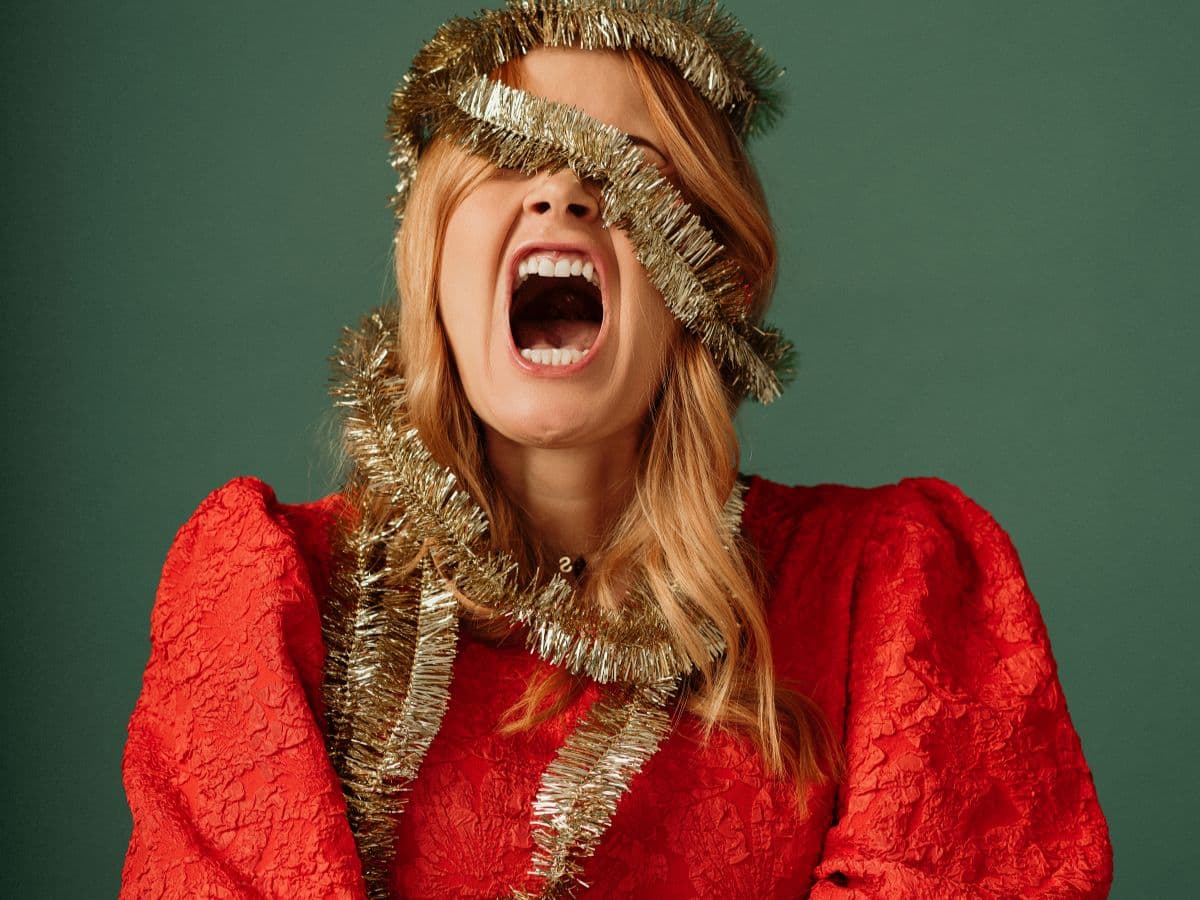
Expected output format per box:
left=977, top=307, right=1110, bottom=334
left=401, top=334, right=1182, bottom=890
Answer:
left=375, top=49, right=842, bottom=793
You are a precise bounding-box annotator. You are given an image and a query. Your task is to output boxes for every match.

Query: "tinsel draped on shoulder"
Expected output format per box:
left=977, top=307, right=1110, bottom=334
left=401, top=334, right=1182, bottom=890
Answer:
left=327, top=305, right=736, bottom=687
left=320, top=307, right=749, bottom=896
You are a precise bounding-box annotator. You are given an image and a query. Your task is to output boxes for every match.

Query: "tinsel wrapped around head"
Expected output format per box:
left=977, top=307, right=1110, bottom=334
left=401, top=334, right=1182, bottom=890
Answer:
left=384, top=0, right=795, bottom=403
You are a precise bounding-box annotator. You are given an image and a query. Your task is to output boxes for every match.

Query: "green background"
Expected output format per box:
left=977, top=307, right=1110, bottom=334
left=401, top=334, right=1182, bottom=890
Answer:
left=2, top=1, right=1195, bottom=896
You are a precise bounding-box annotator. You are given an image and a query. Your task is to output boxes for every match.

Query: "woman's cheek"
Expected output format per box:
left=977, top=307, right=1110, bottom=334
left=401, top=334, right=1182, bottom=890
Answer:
left=437, top=185, right=511, bottom=375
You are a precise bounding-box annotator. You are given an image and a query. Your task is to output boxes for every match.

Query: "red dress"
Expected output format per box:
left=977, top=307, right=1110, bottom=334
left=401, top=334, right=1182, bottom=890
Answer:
left=120, top=475, right=1112, bottom=898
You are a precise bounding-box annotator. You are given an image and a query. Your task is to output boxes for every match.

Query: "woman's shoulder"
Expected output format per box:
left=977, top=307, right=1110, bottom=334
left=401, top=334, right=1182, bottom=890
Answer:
left=149, top=476, right=346, bottom=637
left=744, top=472, right=985, bottom=521
left=742, top=473, right=1000, bottom=571
left=748, top=472, right=1049, bottom=679
left=170, top=475, right=346, bottom=544
left=743, top=473, right=1041, bottom=647
left=165, top=475, right=345, bottom=567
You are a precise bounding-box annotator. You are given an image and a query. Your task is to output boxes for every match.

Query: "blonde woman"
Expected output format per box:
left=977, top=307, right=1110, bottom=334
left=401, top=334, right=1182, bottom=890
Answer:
left=120, top=3, right=1112, bottom=897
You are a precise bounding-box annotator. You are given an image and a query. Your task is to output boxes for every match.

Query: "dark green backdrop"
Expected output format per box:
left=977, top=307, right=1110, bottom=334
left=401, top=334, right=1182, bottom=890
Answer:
left=2, top=1, right=1195, bottom=896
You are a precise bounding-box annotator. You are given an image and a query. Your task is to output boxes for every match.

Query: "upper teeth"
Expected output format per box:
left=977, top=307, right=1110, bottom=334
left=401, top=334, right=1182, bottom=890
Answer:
left=517, top=252, right=598, bottom=287
left=521, top=347, right=589, bottom=366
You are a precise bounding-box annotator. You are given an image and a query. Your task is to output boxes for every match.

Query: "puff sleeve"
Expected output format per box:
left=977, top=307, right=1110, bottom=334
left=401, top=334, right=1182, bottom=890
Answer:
left=120, top=478, right=365, bottom=899
left=810, top=478, right=1112, bottom=898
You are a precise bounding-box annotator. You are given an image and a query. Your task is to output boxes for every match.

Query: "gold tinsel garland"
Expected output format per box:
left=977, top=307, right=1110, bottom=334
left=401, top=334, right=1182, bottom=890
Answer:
left=523, top=677, right=678, bottom=894
left=384, top=0, right=793, bottom=403
left=448, top=75, right=789, bottom=402
left=387, top=0, right=785, bottom=208
left=330, top=307, right=732, bottom=686
left=321, top=308, right=749, bottom=897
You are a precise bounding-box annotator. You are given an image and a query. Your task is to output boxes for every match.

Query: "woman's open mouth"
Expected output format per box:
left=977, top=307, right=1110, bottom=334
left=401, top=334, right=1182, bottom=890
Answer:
left=508, top=249, right=605, bottom=369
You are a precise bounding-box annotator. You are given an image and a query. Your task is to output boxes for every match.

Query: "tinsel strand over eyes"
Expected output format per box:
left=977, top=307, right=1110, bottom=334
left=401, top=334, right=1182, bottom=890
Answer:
left=384, top=0, right=794, bottom=403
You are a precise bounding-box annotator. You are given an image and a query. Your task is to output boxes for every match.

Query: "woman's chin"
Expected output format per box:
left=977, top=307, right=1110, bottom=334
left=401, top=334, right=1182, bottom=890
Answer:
left=481, top=394, right=632, bottom=452
left=492, top=414, right=602, bottom=451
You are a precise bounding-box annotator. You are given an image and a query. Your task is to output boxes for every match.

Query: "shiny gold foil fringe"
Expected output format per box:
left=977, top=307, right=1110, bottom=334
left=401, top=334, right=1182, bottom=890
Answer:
left=451, top=76, right=791, bottom=402
left=323, top=542, right=459, bottom=898
left=321, top=489, right=404, bottom=773
left=330, top=307, right=730, bottom=685
left=322, top=308, right=752, bottom=896
left=388, top=0, right=784, bottom=205
left=521, top=677, right=677, bottom=897
left=384, top=0, right=793, bottom=403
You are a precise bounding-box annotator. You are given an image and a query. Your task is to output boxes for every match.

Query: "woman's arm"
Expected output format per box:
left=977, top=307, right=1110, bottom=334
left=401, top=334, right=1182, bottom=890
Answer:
left=120, top=478, right=365, bottom=899
left=810, top=478, right=1112, bottom=898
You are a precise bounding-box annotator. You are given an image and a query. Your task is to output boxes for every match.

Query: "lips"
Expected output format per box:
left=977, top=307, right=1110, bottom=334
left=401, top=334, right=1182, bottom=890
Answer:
left=505, top=242, right=609, bottom=372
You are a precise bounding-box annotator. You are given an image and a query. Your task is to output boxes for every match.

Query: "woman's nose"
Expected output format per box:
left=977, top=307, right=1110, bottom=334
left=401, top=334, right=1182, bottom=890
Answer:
left=522, top=168, right=602, bottom=224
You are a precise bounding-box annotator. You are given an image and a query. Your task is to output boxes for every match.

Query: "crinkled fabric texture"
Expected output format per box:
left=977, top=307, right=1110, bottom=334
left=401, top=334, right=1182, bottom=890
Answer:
left=121, top=475, right=1112, bottom=898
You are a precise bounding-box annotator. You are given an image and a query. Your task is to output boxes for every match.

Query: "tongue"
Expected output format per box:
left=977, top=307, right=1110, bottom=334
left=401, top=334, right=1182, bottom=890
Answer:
left=512, top=318, right=599, bottom=351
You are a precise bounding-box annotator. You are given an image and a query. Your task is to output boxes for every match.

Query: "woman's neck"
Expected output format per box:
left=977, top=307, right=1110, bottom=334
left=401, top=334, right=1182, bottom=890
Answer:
left=484, top=427, right=640, bottom=561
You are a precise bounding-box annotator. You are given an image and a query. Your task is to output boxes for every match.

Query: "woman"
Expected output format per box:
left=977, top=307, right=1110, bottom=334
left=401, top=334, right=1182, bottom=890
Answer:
left=120, top=2, right=1112, bottom=897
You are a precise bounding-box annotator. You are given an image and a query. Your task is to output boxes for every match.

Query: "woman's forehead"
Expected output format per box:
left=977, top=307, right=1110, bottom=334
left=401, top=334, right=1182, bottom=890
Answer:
left=512, top=47, right=661, bottom=147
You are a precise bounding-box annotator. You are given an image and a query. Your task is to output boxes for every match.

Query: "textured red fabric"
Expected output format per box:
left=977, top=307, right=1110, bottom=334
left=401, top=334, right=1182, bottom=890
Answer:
left=121, top=475, right=1112, bottom=898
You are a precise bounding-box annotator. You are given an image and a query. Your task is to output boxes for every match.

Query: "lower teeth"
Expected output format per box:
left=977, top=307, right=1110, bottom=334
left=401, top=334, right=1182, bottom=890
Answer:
left=521, top=347, right=589, bottom=366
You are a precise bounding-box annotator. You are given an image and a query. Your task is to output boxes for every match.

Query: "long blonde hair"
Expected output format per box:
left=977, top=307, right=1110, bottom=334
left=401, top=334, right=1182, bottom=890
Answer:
left=375, top=49, right=842, bottom=793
